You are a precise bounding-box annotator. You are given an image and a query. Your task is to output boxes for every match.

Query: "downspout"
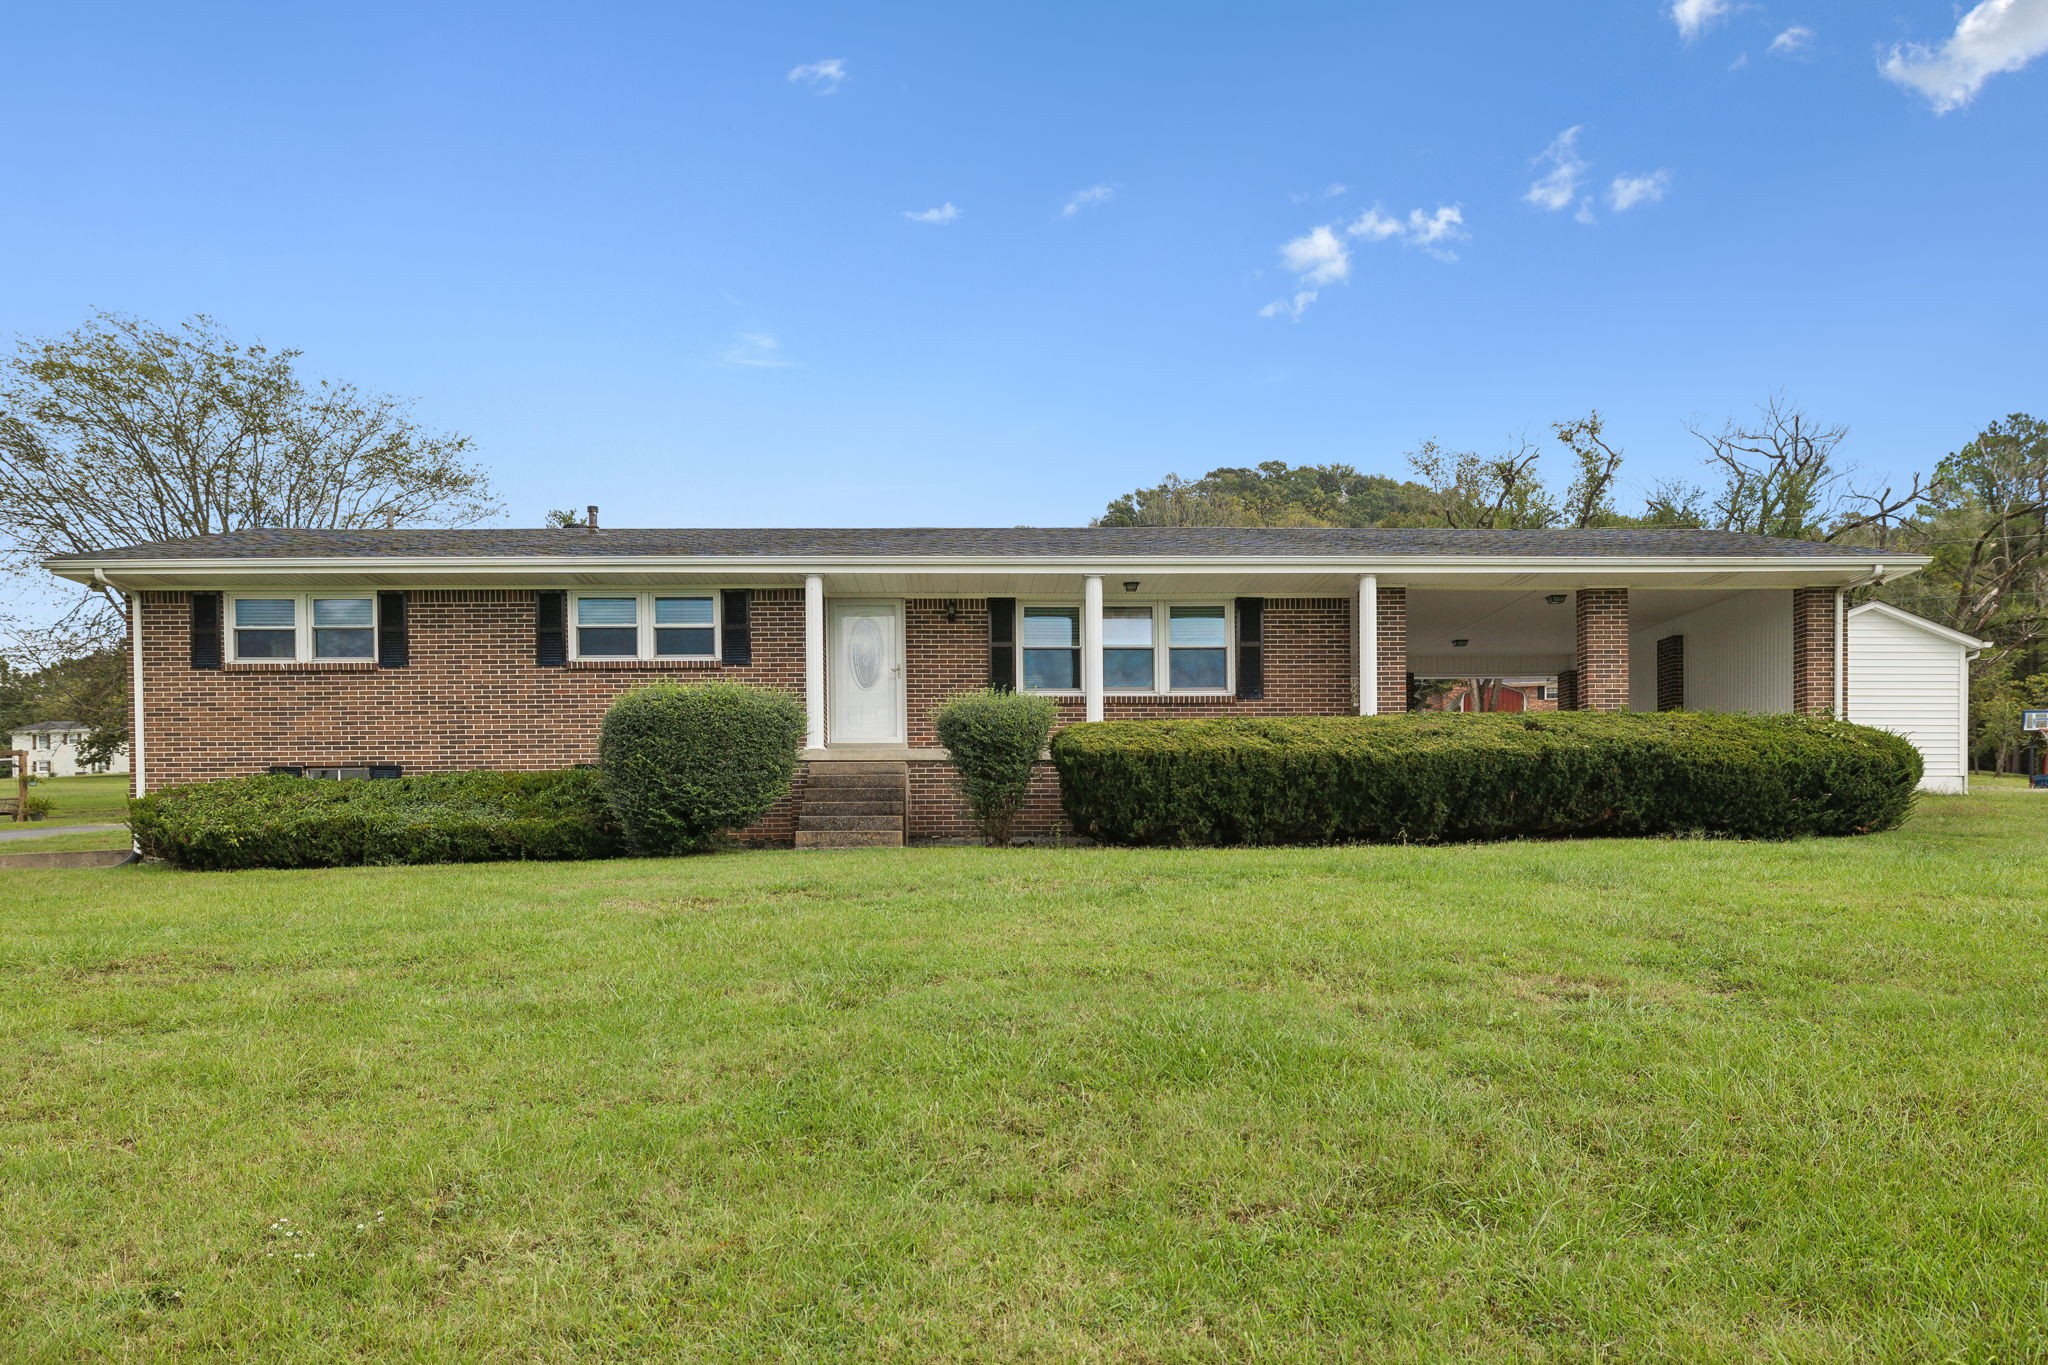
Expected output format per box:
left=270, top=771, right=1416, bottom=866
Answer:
left=127, top=586, right=146, bottom=805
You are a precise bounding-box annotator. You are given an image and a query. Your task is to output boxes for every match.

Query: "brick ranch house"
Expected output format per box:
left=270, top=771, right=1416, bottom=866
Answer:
left=46, top=526, right=1928, bottom=845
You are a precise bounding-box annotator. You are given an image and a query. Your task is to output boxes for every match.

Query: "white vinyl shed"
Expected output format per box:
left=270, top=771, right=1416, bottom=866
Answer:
left=1847, top=602, right=1987, bottom=795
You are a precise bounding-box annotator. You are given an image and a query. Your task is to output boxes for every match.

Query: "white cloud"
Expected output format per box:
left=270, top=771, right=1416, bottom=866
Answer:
left=1258, top=291, right=1319, bottom=321
left=1347, top=206, right=1403, bottom=240
left=1574, top=198, right=1597, bottom=225
left=1608, top=170, right=1673, bottom=211
left=1728, top=51, right=1751, bottom=71
left=1404, top=205, right=1465, bottom=248
left=1259, top=202, right=1467, bottom=318
left=1062, top=184, right=1113, bottom=217
left=903, top=202, right=960, bottom=224
left=1289, top=182, right=1349, bottom=204
left=1670, top=0, right=1732, bottom=41
left=721, top=332, right=795, bottom=368
left=1769, top=25, right=1815, bottom=58
left=787, top=58, right=846, bottom=93
left=1344, top=203, right=1467, bottom=258
left=1279, top=225, right=1351, bottom=286
left=1258, top=226, right=1350, bottom=319
left=1524, top=126, right=1587, bottom=211
left=1881, top=0, right=2048, bottom=113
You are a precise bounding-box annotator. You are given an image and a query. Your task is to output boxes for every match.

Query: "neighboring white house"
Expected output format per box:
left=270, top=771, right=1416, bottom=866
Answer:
left=1846, top=603, right=1986, bottom=795
left=7, top=720, right=130, bottom=778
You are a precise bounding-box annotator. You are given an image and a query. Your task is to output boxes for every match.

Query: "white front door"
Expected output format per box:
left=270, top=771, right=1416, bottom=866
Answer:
left=828, top=601, right=905, bottom=745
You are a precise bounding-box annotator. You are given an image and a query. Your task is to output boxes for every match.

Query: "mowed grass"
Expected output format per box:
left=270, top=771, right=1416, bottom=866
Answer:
left=0, top=827, right=131, bottom=855
left=24, top=772, right=131, bottom=826
left=2, top=797, right=2045, bottom=1361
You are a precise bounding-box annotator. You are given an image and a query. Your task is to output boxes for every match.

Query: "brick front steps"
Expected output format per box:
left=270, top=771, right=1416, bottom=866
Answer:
left=795, top=761, right=906, bottom=849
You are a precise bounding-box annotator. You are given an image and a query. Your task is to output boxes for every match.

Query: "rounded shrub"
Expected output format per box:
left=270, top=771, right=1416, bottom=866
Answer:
left=597, top=681, right=805, bottom=854
left=935, top=689, right=1058, bottom=845
left=1050, top=711, right=1922, bottom=846
left=129, top=768, right=622, bottom=870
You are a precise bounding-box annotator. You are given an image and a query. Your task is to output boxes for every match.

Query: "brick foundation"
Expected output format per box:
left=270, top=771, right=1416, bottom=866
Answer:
left=1573, top=589, right=1630, bottom=711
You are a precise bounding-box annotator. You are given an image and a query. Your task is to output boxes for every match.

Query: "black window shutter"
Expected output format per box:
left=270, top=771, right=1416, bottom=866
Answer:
left=376, top=591, right=409, bottom=668
left=721, top=590, right=752, bottom=666
left=1235, top=597, right=1264, bottom=700
left=190, top=592, right=223, bottom=669
left=988, top=597, right=1017, bottom=691
left=535, top=590, right=567, bottom=666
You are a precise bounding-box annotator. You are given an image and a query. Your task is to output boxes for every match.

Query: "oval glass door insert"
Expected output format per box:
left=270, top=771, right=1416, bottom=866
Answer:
left=848, top=617, right=884, bottom=689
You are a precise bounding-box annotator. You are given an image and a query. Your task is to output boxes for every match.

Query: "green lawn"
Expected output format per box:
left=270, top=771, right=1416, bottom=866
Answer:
left=22, top=771, right=131, bottom=825
left=2, top=797, right=2045, bottom=1360
left=0, top=827, right=132, bottom=855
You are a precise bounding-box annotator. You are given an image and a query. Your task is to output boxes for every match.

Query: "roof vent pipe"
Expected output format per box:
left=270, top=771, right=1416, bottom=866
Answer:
left=586, top=505, right=600, bottom=532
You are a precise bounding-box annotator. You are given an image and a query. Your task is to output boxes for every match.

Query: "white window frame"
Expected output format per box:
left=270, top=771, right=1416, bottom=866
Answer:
left=225, top=593, right=380, bottom=664
left=567, top=590, right=722, bottom=662
left=1017, top=599, right=1234, bottom=697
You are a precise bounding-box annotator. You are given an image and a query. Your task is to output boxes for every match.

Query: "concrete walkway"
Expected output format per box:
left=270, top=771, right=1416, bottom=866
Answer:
left=0, top=822, right=126, bottom=843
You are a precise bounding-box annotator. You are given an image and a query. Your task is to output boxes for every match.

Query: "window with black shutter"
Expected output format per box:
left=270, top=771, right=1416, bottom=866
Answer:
left=720, top=589, right=752, bottom=665
left=376, top=591, right=409, bottom=668
left=190, top=592, right=223, bottom=669
left=1234, top=597, right=1264, bottom=699
left=988, top=597, right=1017, bottom=691
left=535, top=591, right=567, bottom=666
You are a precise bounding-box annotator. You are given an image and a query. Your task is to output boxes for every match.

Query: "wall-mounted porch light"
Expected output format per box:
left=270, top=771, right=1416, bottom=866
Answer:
left=1545, top=593, right=1568, bottom=605
left=1122, top=580, right=1141, bottom=593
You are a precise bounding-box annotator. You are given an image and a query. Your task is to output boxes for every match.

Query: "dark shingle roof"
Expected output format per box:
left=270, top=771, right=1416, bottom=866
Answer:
left=12, top=720, right=85, bottom=733
left=49, top=526, right=1919, bottom=561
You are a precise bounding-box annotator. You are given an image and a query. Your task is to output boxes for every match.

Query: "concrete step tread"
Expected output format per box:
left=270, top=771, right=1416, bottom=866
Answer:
left=808, top=761, right=909, bottom=775
left=802, top=800, right=905, bottom=815
left=795, top=830, right=905, bottom=849
left=796, top=813, right=906, bottom=832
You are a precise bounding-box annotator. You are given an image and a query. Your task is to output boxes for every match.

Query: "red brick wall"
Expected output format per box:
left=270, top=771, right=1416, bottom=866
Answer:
left=135, top=587, right=805, bottom=784
left=1574, top=589, right=1630, bottom=711
left=1791, top=587, right=1839, bottom=717
left=1376, top=587, right=1408, bottom=714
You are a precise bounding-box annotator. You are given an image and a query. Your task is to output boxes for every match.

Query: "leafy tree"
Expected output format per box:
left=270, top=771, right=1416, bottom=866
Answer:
left=1097, top=461, right=1433, bottom=528
left=0, top=312, right=499, bottom=749
left=1, top=312, right=496, bottom=571
left=1403, top=438, right=1556, bottom=529
left=1551, top=411, right=1628, bottom=528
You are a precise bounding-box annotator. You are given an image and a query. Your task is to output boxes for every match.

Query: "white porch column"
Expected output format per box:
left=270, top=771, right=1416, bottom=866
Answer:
left=1082, top=573, right=1105, bottom=722
left=804, top=574, right=826, bottom=750
left=1358, top=574, right=1378, bottom=716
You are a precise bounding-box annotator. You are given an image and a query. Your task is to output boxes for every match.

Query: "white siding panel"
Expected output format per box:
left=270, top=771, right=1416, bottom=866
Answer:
left=1629, top=591, right=1793, bottom=712
left=1847, top=609, right=1968, bottom=791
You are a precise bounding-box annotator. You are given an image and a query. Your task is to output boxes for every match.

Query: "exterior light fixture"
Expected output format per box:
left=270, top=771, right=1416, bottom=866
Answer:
left=1123, top=580, right=1141, bottom=593
left=1452, top=638, right=1469, bottom=648
left=944, top=601, right=959, bottom=623
left=1545, top=593, right=1567, bottom=606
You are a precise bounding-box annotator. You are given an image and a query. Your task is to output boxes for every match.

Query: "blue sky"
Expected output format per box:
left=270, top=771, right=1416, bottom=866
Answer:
left=4, top=1, right=2045, bottom=531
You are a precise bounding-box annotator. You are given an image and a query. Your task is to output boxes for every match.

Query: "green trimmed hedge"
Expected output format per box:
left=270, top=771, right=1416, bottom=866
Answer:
left=935, top=689, right=1058, bottom=845
left=129, top=769, right=621, bottom=870
left=1051, top=712, right=1922, bottom=846
left=598, top=682, right=805, bottom=854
